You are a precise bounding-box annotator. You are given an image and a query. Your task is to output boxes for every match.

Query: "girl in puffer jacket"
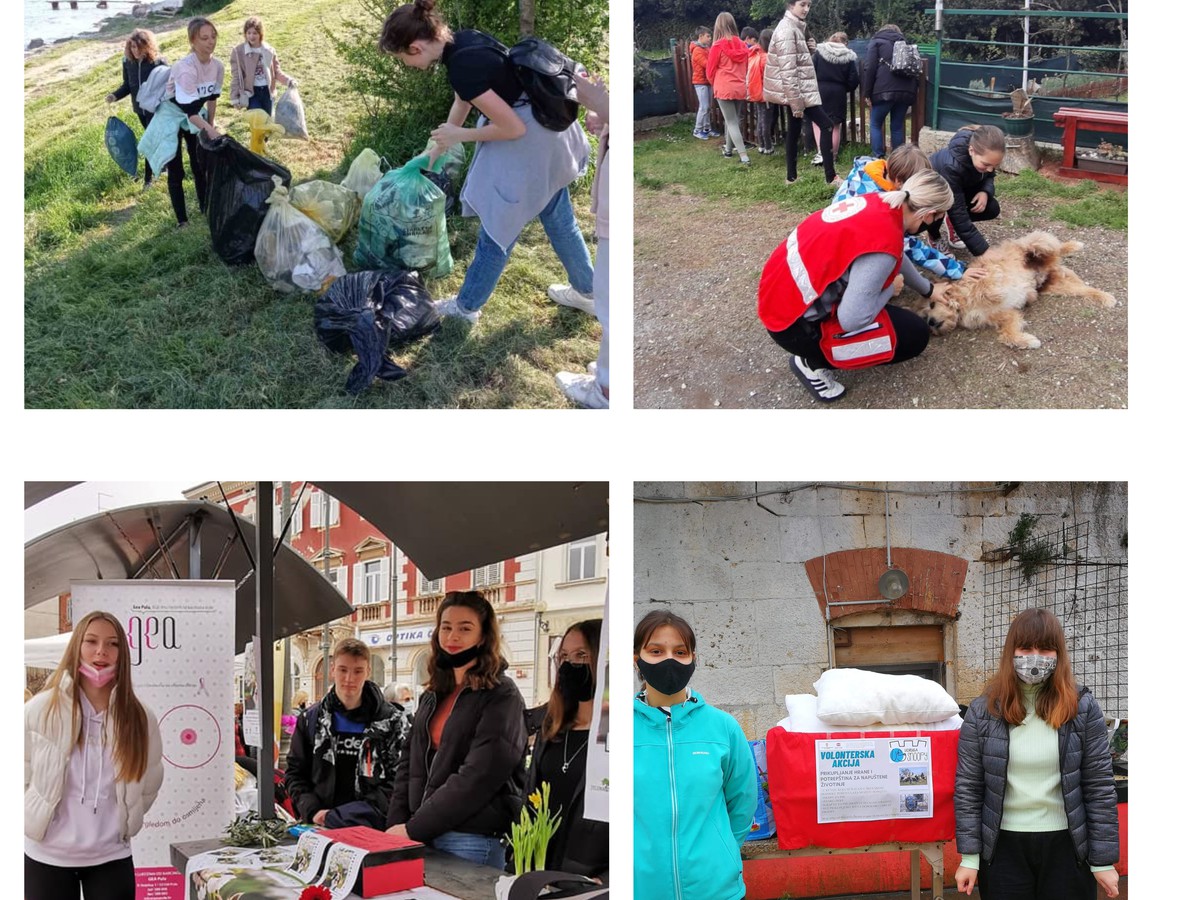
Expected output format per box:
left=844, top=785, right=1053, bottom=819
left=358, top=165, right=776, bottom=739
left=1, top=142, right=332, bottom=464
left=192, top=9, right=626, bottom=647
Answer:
left=954, top=608, right=1120, bottom=900
left=25, top=611, right=164, bottom=900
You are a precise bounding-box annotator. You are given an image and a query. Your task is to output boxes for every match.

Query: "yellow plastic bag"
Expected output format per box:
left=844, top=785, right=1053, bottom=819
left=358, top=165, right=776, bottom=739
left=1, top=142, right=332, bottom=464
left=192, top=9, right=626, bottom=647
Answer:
left=341, top=148, right=384, bottom=199
left=244, top=109, right=284, bottom=155
left=290, top=180, right=358, bottom=244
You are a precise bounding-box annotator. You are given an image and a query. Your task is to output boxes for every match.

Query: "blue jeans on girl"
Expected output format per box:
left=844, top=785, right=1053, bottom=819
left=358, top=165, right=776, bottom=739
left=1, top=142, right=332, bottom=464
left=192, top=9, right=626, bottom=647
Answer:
left=457, top=187, right=593, bottom=313
left=248, top=84, right=273, bottom=115
left=870, top=98, right=910, bottom=157
left=430, top=831, right=507, bottom=869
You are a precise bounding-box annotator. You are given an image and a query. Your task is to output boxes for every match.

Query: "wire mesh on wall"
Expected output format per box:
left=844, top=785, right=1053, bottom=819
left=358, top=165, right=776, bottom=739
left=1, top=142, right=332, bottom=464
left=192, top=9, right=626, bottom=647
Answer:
left=983, top=521, right=1128, bottom=720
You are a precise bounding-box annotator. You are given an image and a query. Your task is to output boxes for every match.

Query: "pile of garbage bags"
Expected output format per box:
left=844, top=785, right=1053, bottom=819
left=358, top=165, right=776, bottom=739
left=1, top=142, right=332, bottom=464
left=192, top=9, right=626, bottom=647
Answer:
left=314, top=269, right=441, bottom=394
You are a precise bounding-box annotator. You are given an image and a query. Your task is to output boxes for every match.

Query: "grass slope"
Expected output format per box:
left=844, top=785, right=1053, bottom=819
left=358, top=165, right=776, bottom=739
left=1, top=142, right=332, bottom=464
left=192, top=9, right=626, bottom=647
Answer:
left=25, top=0, right=598, bottom=408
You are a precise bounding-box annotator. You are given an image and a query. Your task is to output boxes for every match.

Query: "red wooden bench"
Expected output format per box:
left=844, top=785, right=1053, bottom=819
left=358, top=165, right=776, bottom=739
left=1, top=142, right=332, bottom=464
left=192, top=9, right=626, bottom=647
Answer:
left=1052, top=106, right=1128, bottom=185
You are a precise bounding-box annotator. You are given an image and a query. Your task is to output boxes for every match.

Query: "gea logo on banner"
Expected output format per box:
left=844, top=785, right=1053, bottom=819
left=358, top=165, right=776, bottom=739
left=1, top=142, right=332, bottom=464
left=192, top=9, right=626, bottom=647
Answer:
left=127, top=614, right=181, bottom=666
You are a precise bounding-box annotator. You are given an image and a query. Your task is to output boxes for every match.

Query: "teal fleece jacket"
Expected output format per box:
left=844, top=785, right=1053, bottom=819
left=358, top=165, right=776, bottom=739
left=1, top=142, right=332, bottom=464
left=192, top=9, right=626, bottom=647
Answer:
left=633, top=690, right=758, bottom=900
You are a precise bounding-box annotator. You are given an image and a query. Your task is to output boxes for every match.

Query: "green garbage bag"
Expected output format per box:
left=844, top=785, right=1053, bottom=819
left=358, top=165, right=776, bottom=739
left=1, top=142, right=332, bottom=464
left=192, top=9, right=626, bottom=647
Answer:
left=354, top=152, right=452, bottom=279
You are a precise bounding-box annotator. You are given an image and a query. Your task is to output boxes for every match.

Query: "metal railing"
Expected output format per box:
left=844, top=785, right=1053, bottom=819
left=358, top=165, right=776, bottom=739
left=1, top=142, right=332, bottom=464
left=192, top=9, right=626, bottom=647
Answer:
left=926, top=6, right=1127, bottom=139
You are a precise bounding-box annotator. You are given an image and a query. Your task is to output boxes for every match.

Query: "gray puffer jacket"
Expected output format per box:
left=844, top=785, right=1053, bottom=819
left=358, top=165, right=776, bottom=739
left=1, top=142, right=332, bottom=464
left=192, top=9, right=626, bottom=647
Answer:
left=955, top=687, right=1119, bottom=867
left=763, top=10, right=819, bottom=116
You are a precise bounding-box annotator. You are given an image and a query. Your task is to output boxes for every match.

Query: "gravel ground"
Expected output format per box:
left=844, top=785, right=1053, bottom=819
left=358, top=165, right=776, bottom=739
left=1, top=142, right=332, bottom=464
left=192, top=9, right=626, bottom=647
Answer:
left=633, top=175, right=1127, bottom=409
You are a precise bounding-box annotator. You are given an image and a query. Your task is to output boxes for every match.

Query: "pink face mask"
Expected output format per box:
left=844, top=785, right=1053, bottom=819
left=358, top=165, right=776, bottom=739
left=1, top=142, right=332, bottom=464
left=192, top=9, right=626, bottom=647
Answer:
left=78, top=663, right=117, bottom=688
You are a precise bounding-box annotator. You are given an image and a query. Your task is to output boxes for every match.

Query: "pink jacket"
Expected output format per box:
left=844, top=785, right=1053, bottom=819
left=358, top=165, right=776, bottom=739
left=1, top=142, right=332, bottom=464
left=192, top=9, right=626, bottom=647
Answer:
left=706, top=37, right=750, bottom=101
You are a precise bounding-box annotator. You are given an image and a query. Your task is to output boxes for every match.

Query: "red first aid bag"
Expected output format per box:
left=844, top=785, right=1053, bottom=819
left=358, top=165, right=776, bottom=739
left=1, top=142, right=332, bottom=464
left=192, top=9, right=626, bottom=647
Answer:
left=819, top=307, right=897, bottom=369
left=765, top=726, right=959, bottom=850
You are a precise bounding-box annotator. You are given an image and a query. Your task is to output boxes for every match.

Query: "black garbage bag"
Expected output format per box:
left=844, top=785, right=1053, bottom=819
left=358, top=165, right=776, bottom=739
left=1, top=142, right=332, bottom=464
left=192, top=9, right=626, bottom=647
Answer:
left=199, top=134, right=292, bottom=265
left=314, top=269, right=441, bottom=394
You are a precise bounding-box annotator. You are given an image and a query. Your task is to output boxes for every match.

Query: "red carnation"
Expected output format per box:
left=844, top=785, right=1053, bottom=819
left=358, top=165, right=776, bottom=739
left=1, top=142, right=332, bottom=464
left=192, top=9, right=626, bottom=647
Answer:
left=300, top=886, right=333, bottom=900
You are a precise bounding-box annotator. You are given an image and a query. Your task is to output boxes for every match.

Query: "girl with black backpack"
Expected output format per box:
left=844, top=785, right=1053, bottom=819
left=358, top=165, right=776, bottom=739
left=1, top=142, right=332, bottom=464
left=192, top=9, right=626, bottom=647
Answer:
left=378, top=1, right=595, bottom=326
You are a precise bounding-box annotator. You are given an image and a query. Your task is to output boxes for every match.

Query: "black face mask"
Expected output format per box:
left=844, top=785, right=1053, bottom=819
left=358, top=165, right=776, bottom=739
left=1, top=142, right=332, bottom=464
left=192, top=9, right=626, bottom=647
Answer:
left=637, top=657, right=695, bottom=696
left=435, top=644, right=482, bottom=669
left=557, top=661, right=595, bottom=703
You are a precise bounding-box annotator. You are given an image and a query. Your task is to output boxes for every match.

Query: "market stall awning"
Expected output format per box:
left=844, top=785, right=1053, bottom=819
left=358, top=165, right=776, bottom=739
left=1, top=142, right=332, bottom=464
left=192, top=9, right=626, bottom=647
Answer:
left=25, top=482, right=82, bottom=509
left=24, top=633, right=71, bottom=669
left=313, top=482, right=609, bottom=579
left=24, top=501, right=352, bottom=651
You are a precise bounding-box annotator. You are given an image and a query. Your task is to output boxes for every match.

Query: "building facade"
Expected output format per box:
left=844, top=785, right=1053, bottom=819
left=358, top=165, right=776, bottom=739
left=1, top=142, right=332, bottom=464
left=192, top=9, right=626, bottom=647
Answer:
left=185, top=482, right=606, bottom=707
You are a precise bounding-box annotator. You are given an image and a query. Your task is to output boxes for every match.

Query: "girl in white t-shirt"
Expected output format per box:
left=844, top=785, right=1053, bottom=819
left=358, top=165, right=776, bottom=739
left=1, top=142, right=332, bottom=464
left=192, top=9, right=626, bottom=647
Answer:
left=25, top=611, right=164, bottom=900
left=164, top=17, right=225, bottom=226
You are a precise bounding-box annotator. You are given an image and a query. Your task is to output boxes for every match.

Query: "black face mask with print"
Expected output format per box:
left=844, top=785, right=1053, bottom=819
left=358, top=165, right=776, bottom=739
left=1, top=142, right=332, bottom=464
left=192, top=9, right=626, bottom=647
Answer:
left=637, top=657, right=696, bottom=696
left=557, top=661, right=596, bottom=703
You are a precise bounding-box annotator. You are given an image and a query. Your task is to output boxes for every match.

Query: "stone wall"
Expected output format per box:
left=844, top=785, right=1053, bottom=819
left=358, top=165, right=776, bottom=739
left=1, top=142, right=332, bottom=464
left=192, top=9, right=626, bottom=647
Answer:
left=634, top=481, right=1127, bottom=739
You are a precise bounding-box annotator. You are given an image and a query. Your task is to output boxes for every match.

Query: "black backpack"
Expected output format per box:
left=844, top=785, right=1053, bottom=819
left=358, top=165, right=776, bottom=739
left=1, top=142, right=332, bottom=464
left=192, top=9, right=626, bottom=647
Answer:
left=507, top=38, right=583, bottom=131
left=466, top=32, right=582, bottom=132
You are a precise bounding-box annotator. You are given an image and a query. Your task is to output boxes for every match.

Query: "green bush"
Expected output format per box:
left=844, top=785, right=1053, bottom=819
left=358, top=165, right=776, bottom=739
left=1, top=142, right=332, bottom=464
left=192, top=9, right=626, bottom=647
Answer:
left=329, top=0, right=608, bottom=165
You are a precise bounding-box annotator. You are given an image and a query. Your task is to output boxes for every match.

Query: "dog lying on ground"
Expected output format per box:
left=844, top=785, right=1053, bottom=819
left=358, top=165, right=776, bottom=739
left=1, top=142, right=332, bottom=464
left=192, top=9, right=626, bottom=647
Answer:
left=917, top=231, right=1117, bottom=349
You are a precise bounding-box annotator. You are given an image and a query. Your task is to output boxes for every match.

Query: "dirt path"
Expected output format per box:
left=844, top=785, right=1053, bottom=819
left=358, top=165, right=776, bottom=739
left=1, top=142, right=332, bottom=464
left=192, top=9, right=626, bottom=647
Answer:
left=634, top=186, right=1127, bottom=409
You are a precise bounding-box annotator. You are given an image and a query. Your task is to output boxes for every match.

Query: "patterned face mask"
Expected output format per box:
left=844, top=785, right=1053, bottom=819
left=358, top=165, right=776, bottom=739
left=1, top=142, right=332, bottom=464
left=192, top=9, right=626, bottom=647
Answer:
left=1013, top=654, right=1057, bottom=685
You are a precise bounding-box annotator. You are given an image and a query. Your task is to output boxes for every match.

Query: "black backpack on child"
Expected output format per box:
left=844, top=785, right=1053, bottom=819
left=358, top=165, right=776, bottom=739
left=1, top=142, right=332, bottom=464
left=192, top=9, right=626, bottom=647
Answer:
left=469, top=32, right=583, bottom=131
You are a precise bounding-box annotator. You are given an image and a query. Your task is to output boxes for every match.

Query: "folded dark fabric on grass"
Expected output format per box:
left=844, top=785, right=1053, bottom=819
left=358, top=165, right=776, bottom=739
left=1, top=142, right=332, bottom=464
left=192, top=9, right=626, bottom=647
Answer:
left=314, top=269, right=440, bottom=394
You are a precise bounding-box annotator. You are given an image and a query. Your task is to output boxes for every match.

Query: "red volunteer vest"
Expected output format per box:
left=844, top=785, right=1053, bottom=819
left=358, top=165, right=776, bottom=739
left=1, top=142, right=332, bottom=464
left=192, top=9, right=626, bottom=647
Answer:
left=758, top=193, right=906, bottom=333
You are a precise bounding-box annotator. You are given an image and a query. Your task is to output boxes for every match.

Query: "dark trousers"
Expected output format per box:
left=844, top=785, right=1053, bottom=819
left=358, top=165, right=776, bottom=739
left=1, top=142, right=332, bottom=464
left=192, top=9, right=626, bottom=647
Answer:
left=978, top=830, right=1096, bottom=900
left=767, top=305, right=929, bottom=368
left=786, top=105, right=836, bottom=183
left=25, top=854, right=136, bottom=900
left=247, top=84, right=273, bottom=115
left=165, top=129, right=208, bottom=225
left=928, top=196, right=1001, bottom=241
left=135, top=107, right=154, bottom=184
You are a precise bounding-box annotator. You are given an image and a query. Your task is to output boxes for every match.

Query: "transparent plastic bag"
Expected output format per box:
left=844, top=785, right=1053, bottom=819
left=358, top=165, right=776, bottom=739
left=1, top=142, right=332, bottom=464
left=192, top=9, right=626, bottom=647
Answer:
left=244, top=109, right=284, bottom=155
left=354, top=152, right=452, bottom=279
left=341, top=148, right=384, bottom=200
left=255, top=176, right=346, bottom=293
left=289, top=180, right=357, bottom=243
left=275, top=84, right=310, bottom=140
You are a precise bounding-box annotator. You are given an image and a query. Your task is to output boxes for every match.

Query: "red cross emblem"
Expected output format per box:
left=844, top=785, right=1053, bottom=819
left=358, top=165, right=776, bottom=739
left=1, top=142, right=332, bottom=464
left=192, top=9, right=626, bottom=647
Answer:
left=821, top=195, right=866, bottom=223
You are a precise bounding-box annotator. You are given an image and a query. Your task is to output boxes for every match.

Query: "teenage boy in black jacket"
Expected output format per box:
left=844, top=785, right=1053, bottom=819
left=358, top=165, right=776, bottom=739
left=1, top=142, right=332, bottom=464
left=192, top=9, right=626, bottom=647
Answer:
left=285, top=638, right=405, bottom=829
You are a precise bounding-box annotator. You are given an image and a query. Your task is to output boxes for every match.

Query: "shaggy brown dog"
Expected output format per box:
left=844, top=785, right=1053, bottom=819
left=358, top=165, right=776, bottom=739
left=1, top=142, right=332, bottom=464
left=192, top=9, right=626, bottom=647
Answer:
left=917, top=231, right=1117, bottom=349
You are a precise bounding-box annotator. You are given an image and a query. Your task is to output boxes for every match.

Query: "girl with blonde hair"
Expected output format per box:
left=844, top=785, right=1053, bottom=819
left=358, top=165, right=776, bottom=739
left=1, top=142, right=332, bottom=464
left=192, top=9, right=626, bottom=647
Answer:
left=25, top=611, right=163, bottom=900
left=758, top=170, right=982, bottom=402
left=705, top=11, right=752, bottom=165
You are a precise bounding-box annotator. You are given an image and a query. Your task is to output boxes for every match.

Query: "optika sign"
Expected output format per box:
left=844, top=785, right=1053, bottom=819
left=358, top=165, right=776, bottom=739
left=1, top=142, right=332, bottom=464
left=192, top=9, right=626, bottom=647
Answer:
left=127, top=614, right=181, bottom=666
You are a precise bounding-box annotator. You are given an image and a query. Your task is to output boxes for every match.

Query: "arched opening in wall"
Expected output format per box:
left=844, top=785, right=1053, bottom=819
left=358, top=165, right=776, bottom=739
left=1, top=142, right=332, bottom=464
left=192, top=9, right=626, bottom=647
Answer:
left=371, top=654, right=385, bottom=687
left=312, top=660, right=326, bottom=699
left=410, top=649, right=429, bottom=696
left=833, top=623, right=947, bottom=686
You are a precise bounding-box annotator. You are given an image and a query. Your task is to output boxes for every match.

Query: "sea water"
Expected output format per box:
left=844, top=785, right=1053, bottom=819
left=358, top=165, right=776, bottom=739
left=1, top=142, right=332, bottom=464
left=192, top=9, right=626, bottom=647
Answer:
left=24, top=0, right=126, bottom=47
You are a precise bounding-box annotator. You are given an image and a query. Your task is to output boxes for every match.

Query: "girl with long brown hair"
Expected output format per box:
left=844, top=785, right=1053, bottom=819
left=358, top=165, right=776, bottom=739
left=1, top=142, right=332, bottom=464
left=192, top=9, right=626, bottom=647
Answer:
left=25, top=611, right=164, bottom=900
left=954, top=608, right=1120, bottom=899
left=106, top=29, right=169, bottom=189
left=377, top=0, right=594, bottom=324
left=385, top=591, right=526, bottom=867
left=521, top=618, right=607, bottom=878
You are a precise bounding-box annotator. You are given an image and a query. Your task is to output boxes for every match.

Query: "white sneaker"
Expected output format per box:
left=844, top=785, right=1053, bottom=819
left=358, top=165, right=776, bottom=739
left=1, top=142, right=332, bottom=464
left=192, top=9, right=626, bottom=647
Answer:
left=555, top=372, right=608, bottom=408
left=547, top=284, right=596, bottom=316
left=433, top=296, right=480, bottom=325
left=789, top=355, right=845, bottom=402
left=587, top=361, right=597, bottom=376
left=812, top=153, right=824, bottom=165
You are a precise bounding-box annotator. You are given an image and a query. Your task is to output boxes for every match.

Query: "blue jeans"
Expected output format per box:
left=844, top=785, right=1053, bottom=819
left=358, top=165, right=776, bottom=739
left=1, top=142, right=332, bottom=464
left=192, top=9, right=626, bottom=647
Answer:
left=431, top=830, right=506, bottom=869
left=248, top=84, right=273, bottom=115
left=457, top=187, right=593, bottom=313
left=870, top=99, right=910, bottom=157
